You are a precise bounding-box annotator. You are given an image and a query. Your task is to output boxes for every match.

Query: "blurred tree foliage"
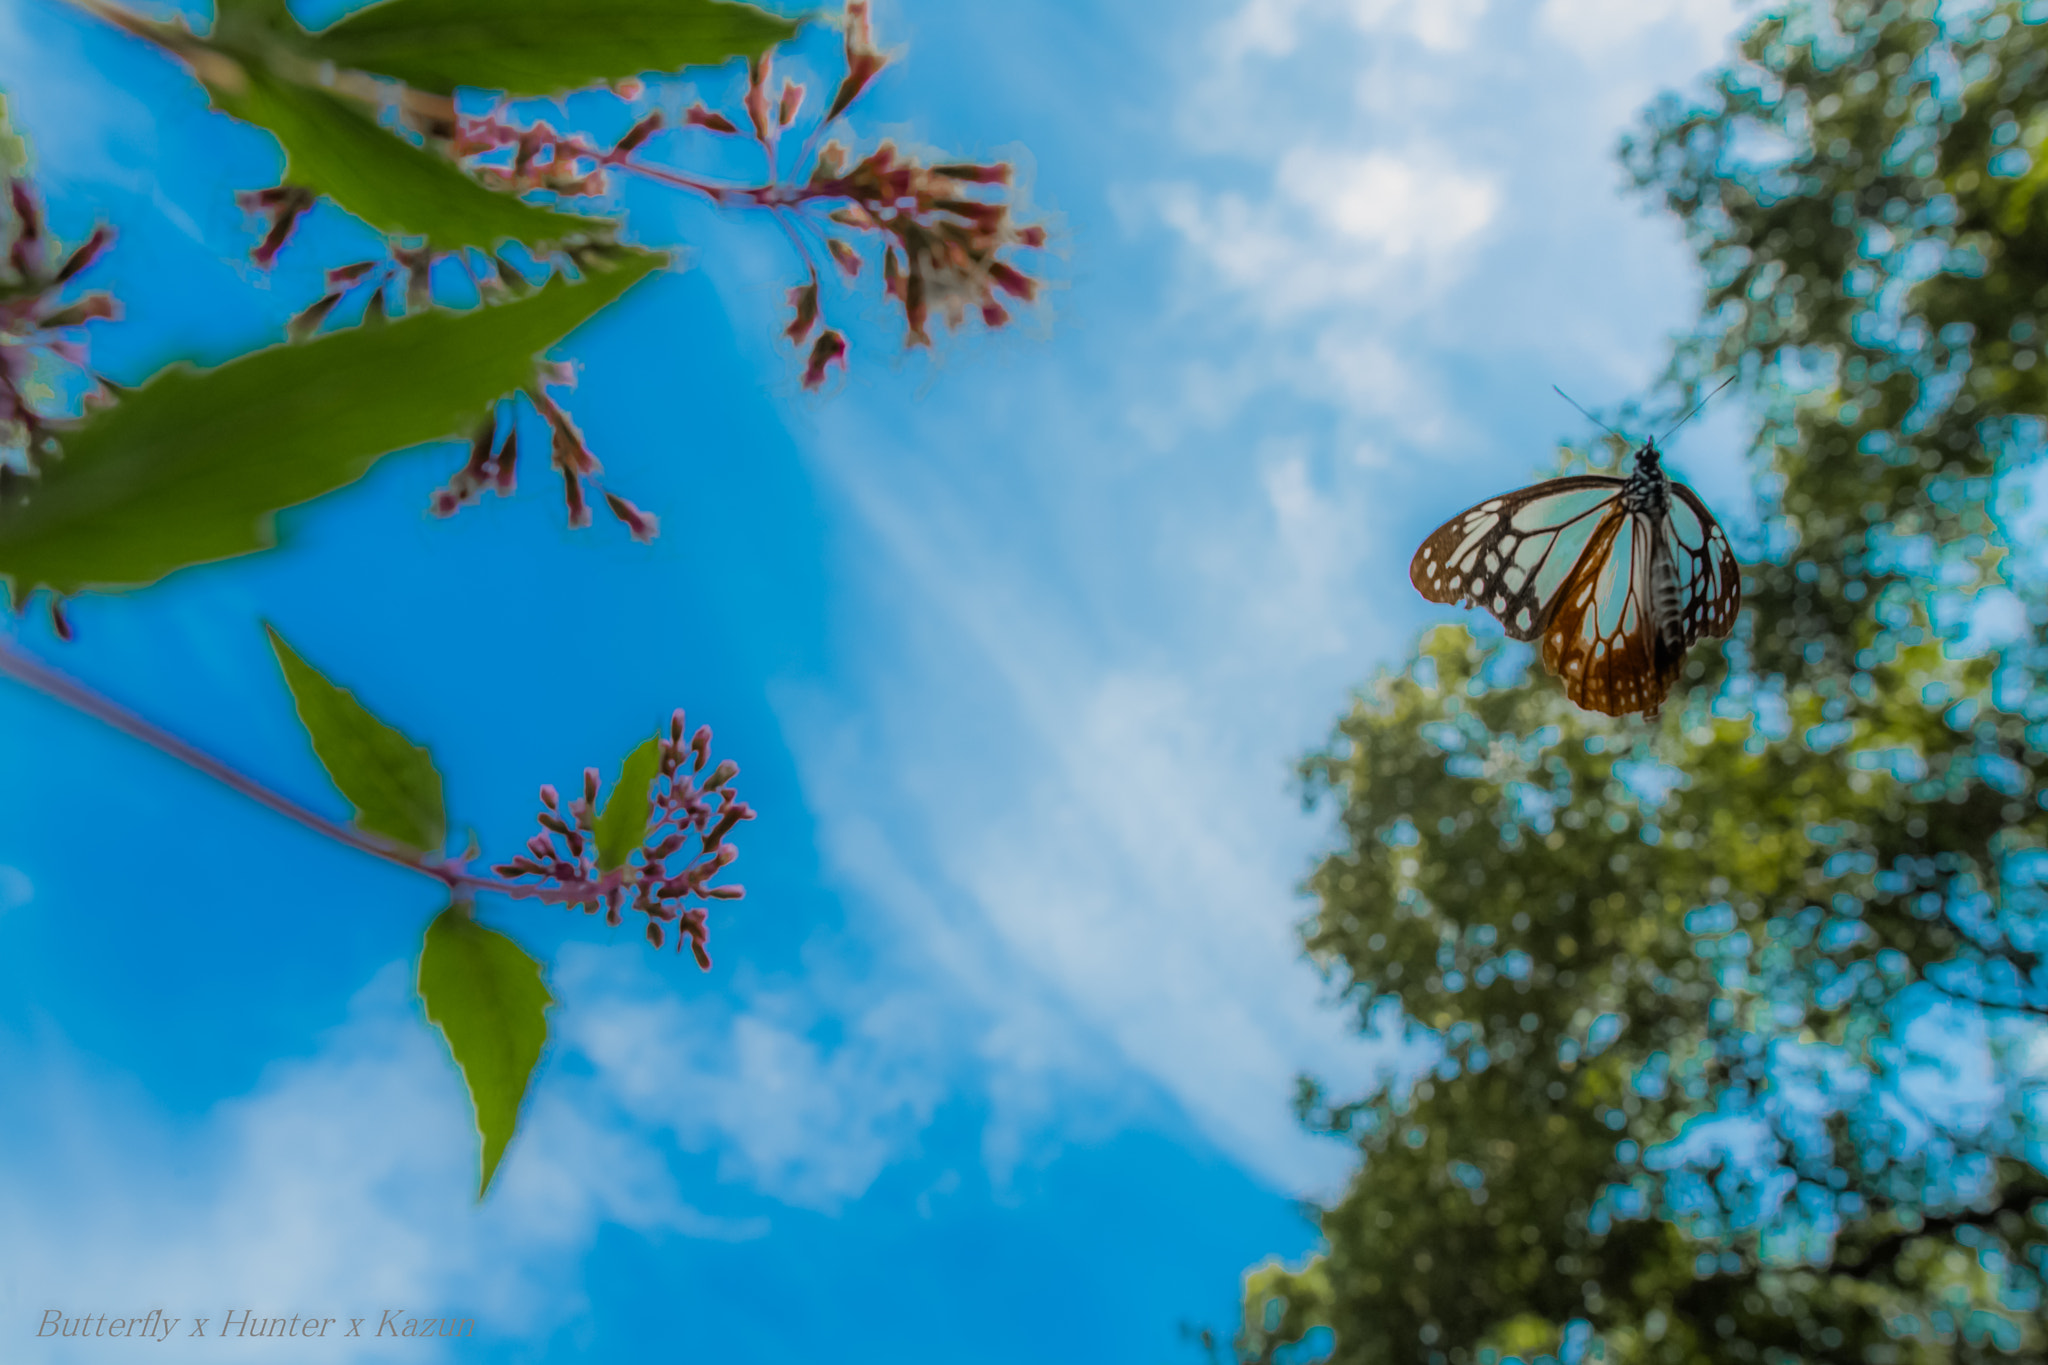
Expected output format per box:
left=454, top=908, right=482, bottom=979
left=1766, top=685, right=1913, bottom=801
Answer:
left=1234, top=2, right=2048, bottom=1361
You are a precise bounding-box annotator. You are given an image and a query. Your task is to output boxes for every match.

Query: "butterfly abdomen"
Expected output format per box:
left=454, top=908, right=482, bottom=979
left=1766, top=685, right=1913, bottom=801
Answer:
left=1648, top=536, right=1686, bottom=658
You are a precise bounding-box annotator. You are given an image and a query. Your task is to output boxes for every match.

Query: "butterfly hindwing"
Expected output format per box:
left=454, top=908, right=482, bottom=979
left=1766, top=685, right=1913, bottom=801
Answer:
left=1664, top=481, right=1742, bottom=647
left=1408, top=476, right=1625, bottom=641
left=1540, top=511, right=1677, bottom=718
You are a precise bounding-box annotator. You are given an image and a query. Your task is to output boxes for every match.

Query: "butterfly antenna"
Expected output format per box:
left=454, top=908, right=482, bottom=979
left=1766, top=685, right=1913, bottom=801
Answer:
left=1552, top=385, right=1628, bottom=443
left=1655, top=374, right=1736, bottom=445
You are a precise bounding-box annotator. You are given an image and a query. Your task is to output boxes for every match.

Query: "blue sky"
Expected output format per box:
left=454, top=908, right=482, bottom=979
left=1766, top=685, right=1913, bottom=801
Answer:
left=0, top=0, right=1754, bottom=1359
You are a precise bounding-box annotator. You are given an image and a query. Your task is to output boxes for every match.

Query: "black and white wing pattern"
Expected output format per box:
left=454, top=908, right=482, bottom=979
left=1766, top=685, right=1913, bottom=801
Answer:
left=1408, top=476, right=1627, bottom=641
left=1410, top=464, right=1742, bottom=719
left=1661, top=481, right=1742, bottom=647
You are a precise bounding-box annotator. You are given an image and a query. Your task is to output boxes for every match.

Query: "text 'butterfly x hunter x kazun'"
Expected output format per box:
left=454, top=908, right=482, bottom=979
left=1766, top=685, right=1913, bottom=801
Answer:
left=1408, top=385, right=1742, bottom=720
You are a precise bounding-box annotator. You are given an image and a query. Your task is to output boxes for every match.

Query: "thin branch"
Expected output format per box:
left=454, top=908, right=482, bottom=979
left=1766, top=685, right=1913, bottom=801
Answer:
left=0, top=636, right=724, bottom=914
left=0, top=635, right=444, bottom=881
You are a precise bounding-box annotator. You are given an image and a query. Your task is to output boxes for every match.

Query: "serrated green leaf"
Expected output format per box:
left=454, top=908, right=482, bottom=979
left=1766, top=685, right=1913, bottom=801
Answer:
left=595, top=736, right=661, bottom=872
left=209, top=64, right=606, bottom=250
left=307, top=0, right=800, bottom=98
left=265, top=623, right=445, bottom=854
left=0, top=248, right=661, bottom=600
left=418, top=904, right=552, bottom=1198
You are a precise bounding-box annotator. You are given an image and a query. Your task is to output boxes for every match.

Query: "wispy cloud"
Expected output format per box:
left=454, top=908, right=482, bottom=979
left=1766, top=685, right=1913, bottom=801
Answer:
left=738, top=0, right=1752, bottom=1200
left=555, top=947, right=950, bottom=1213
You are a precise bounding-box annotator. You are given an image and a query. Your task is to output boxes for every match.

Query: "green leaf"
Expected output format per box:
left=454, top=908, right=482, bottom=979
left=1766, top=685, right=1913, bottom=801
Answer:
left=306, top=0, right=800, bottom=98
left=0, top=94, right=27, bottom=177
left=418, top=904, right=552, bottom=1198
left=265, top=623, right=446, bottom=854
left=209, top=64, right=606, bottom=250
left=0, top=247, right=661, bottom=600
left=595, top=736, right=661, bottom=872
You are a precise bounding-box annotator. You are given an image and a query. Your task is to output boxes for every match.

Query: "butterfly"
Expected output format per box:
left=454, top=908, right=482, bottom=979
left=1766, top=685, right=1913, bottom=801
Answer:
left=1408, top=399, right=1740, bottom=719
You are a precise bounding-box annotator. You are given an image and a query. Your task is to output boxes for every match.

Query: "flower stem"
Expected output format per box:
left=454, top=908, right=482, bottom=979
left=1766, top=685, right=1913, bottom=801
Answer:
left=0, top=635, right=453, bottom=884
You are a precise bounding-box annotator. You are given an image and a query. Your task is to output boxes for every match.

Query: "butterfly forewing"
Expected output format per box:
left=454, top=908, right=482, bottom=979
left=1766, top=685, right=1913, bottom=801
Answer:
left=1408, top=476, right=1624, bottom=641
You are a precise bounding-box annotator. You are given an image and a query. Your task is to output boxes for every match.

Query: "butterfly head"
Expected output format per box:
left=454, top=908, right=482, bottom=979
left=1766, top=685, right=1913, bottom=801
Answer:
left=1631, top=439, right=1663, bottom=475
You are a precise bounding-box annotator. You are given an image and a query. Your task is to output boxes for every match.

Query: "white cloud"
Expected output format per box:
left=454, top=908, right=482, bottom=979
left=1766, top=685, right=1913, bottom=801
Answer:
left=0, top=953, right=969, bottom=1362
left=1154, top=146, right=1498, bottom=322
left=555, top=947, right=948, bottom=1213
left=1215, top=0, right=1494, bottom=61
left=1279, top=146, right=1498, bottom=262
left=1538, top=0, right=1743, bottom=65
left=1149, top=0, right=1753, bottom=443
left=0, top=864, right=31, bottom=911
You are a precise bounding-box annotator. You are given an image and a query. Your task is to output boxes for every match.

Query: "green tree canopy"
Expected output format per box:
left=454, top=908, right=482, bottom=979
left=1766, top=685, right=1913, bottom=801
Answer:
left=1237, top=2, right=2048, bottom=1361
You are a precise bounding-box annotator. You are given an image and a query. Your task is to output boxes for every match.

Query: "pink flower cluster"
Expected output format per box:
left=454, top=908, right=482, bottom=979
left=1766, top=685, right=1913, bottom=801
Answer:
left=442, top=0, right=1046, bottom=390
left=490, top=708, right=754, bottom=967
left=0, top=178, right=115, bottom=479
left=2, top=175, right=118, bottom=638
left=426, top=382, right=656, bottom=541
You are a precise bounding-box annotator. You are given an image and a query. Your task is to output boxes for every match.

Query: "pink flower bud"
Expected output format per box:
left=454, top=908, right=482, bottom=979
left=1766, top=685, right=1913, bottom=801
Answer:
left=614, top=111, right=664, bottom=156
left=683, top=104, right=740, bottom=135
left=989, top=261, right=1036, bottom=302
left=288, top=291, right=342, bottom=342
left=827, top=238, right=862, bottom=277
left=646, top=921, right=664, bottom=949
left=745, top=53, right=775, bottom=142
left=691, top=939, right=712, bottom=970
left=933, top=163, right=1011, bottom=185
left=785, top=280, right=819, bottom=343
left=981, top=300, right=1010, bottom=328
left=584, top=768, right=600, bottom=803
left=562, top=464, right=591, bottom=529
left=670, top=709, right=686, bottom=744
left=691, top=725, right=712, bottom=768
left=1015, top=225, right=1047, bottom=249
left=936, top=198, right=1005, bottom=231
left=707, top=884, right=745, bottom=899
left=464, top=418, right=495, bottom=478
left=802, top=329, right=848, bottom=390
left=539, top=783, right=559, bottom=809
left=53, top=224, right=113, bottom=285
left=705, top=759, right=740, bottom=789
left=904, top=268, right=931, bottom=347
left=491, top=428, right=519, bottom=495
left=604, top=491, right=660, bottom=543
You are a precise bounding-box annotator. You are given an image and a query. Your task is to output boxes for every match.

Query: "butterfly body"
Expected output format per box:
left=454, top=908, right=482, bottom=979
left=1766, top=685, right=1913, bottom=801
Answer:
left=1409, top=440, right=1739, bottom=719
